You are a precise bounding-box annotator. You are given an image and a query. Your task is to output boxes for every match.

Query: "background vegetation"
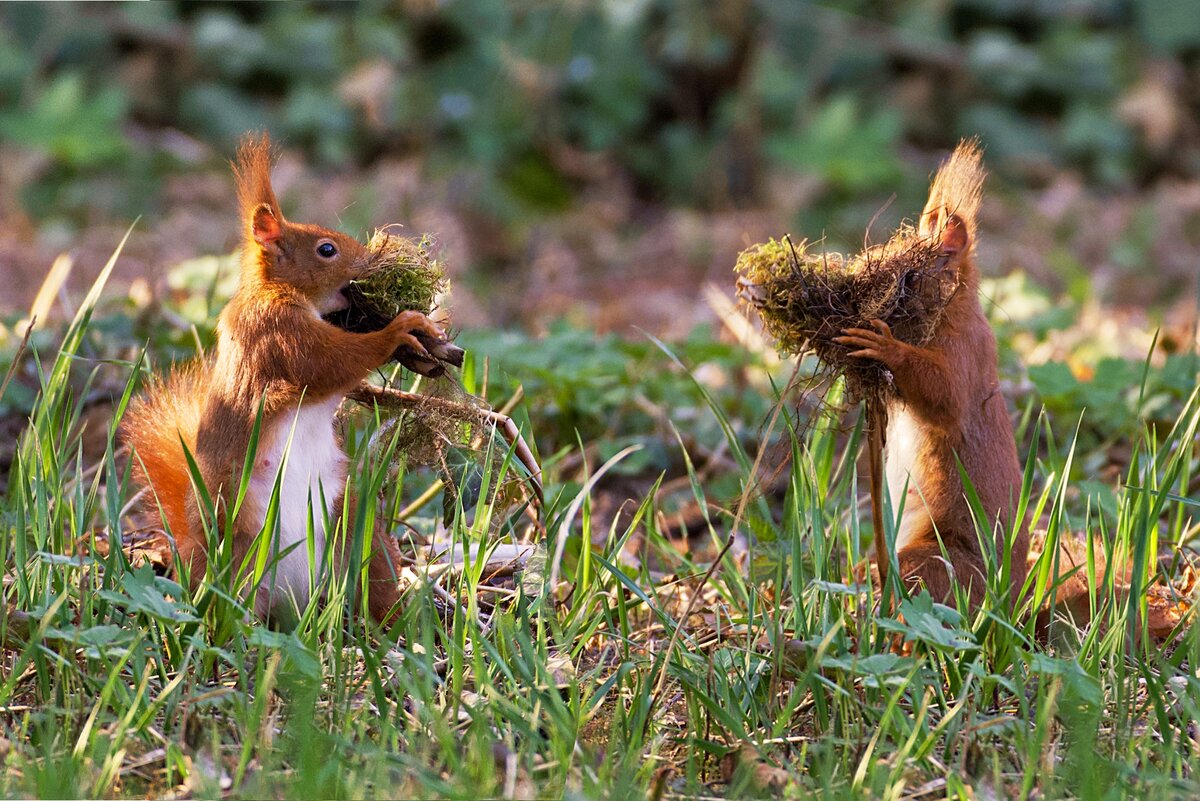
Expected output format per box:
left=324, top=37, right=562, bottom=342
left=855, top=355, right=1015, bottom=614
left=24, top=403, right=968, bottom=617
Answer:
left=0, top=1, right=1198, bottom=799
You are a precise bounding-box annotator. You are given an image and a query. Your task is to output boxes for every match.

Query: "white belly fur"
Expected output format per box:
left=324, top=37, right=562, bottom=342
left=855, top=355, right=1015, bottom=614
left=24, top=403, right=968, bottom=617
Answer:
left=244, top=396, right=346, bottom=617
left=885, top=409, right=927, bottom=552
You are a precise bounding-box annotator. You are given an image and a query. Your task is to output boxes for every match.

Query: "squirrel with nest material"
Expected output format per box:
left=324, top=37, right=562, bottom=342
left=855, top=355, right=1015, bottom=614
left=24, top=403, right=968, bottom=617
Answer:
left=831, top=141, right=1027, bottom=607
left=738, top=140, right=1026, bottom=608
left=739, top=142, right=1192, bottom=638
left=739, top=140, right=1190, bottom=633
left=122, top=132, right=461, bottom=624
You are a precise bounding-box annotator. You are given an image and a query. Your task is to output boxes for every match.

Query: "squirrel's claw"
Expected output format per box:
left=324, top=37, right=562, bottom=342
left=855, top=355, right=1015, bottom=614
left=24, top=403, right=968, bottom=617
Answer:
left=394, top=331, right=435, bottom=362
left=868, top=319, right=895, bottom=338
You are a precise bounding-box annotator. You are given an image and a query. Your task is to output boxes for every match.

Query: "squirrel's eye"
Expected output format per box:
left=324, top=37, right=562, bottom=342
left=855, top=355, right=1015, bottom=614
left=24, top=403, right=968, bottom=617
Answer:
left=316, top=242, right=338, bottom=259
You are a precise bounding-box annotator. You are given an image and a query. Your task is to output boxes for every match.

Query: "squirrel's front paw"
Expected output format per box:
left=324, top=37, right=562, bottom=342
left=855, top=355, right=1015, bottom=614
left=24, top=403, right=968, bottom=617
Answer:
left=386, top=311, right=464, bottom=378
left=834, top=319, right=905, bottom=367
left=389, top=310, right=446, bottom=341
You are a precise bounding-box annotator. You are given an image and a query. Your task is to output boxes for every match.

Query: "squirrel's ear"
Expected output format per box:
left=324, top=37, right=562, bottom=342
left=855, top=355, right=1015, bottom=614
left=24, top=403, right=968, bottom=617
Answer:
left=921, top=207, right=970, bottom=258
left=251, top=203, right=282, bottom=250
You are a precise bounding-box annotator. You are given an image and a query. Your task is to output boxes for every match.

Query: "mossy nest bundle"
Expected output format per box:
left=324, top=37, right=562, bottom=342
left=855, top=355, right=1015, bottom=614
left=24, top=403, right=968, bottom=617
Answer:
left=352, top=383, right=538, bottom=525
left=344, top=230, right=447, bottom=323
left=735, top=229, right=958, bottom=401
left=378, top=385, right=488, bottom=475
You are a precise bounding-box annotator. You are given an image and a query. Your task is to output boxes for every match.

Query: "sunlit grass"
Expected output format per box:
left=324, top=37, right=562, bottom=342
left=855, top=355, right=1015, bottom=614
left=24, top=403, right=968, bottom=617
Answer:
left=0, top=245, right=1197, bottom=799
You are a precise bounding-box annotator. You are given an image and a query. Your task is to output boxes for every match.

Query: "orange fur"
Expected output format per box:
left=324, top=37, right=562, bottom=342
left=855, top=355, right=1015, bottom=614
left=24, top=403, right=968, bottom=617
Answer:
left=836, top=140, right=1027, bottom=608
left=122, top=365, right=207, bottom=547
left=232, top=135, right=281, bottom=231
left=920, top=137, right=985, bottom=248
left=123, top=132, right=449, bottom=625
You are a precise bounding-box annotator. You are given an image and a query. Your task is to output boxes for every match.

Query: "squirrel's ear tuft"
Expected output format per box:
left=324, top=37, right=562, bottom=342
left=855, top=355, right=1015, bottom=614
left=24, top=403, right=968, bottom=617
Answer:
left=251, top=203, right=282, bottom=249
left=918, top=138, right=984, bottom=250
left=233, top=131, right=282, bottom=231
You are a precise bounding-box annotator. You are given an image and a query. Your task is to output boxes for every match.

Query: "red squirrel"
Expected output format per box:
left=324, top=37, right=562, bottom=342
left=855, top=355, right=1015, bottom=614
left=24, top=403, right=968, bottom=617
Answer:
left=835, top=141, right=1028, bottom=607
left=123, top=133, right=450, bottom=624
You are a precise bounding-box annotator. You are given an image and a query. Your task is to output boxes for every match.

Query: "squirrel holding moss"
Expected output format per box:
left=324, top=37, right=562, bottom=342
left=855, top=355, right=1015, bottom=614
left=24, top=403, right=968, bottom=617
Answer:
left=835, top=141, right=1028, bottom=607
left=123, top=133, right=454, bottom=624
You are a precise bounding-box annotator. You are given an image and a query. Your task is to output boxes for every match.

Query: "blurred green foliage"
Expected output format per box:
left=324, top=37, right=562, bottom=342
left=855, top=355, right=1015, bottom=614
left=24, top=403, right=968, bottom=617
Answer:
left=2, top=0, right=1198, bottom=235
left=460, top=321, right=774, bottom=480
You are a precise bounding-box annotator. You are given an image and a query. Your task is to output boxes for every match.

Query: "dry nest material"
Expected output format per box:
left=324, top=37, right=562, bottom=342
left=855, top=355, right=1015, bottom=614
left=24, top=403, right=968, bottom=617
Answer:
left=373, top=382, right=489, bottom=478
left=734, top=228, right=958, bottom=402
left=348, top=384, right=544, bottom=518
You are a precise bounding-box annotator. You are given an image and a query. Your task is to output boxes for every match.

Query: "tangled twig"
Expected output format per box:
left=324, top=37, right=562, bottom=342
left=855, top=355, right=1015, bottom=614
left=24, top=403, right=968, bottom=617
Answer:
left=346, top=383, right=544, bottom=511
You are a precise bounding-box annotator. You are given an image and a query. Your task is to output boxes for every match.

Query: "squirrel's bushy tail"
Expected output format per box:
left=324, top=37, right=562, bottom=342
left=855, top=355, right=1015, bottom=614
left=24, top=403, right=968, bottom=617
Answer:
left=1032, top=533, right=1193, bottom=641
left=122, top=364, right=208, bottom=542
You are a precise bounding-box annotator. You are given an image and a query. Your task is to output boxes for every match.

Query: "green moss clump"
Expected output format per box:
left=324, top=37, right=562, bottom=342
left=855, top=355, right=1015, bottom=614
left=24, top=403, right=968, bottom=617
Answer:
left=323, top=228, right=463, bottom=375
left=734, top=237, right=846, bottom=355
left=350, top=230, right=448, bottom=318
